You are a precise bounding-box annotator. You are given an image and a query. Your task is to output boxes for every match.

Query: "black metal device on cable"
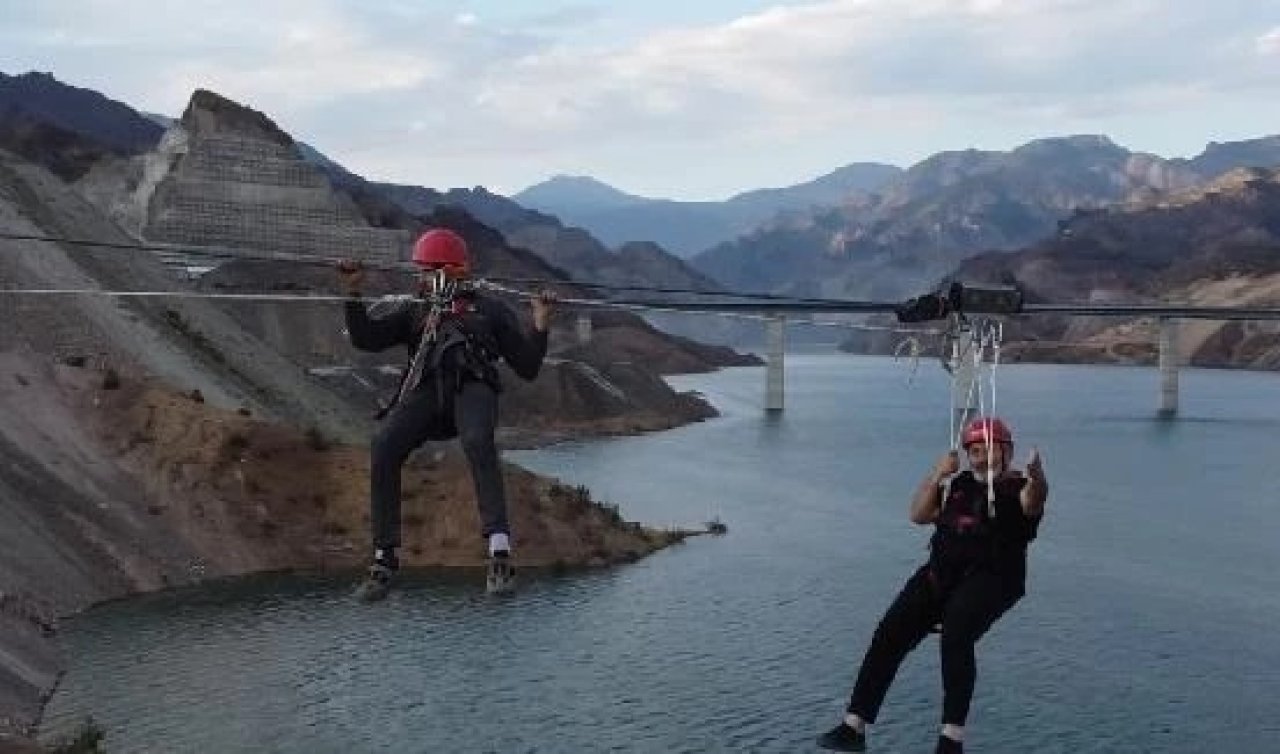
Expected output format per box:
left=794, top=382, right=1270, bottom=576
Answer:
left=894, top=281, right=1024, bottom=323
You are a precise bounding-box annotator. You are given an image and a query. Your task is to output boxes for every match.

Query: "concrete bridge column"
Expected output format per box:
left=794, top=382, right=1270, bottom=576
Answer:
left=575, top=313, right=592, bottom=345
left=1158, top=317, right=1179, bottom=419
left=765, top=315, right=786, bottom=413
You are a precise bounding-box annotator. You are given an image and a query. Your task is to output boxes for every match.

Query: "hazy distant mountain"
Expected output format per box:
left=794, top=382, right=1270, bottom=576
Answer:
left=513, top=163, right=902, bottom=257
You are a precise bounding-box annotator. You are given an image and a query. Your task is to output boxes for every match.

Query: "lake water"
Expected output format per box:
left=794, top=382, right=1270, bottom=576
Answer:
left=41, top=356, right=1280, bottom=753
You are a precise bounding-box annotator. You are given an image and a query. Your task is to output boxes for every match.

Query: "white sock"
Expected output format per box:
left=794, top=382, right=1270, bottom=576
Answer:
left=488, top=533, right=510, bottom=555
left=843, top=713, right=866, bottom=732
left=941, top=724, right=965, bottom=742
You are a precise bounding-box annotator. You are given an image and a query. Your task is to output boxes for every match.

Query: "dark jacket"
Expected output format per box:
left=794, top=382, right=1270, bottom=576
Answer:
left=344, top=292, right=548, bottom=411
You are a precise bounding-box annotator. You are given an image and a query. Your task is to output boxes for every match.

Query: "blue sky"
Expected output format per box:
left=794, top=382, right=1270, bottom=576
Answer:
left=2, top=1, right=1278, bottom=200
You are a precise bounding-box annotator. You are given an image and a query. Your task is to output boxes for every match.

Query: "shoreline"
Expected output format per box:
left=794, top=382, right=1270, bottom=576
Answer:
left=15, top=366, right=732, bottom=750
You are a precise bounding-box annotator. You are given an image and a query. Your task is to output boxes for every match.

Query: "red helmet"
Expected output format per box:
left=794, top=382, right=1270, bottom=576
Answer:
left=411, top=229, right=469, bottom=274
left=962, top=416, right=1012, bottom=447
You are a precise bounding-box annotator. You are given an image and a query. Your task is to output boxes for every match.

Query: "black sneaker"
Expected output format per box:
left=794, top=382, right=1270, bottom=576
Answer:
left=817, top=723, right=866, bottom=752
left=486, top=551, right=516, bottom=595
left=354, top=562, right=395, bottom=603
left=935, top=735, right=964, bottom=754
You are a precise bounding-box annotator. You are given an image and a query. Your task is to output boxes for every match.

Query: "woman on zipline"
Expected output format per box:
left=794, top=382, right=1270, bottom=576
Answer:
left=819, top=416, right=1048, bottom=754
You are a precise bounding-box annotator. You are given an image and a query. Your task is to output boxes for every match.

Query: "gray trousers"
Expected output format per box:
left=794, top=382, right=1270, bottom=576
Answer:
left=369, top=379, right=506, bottom=550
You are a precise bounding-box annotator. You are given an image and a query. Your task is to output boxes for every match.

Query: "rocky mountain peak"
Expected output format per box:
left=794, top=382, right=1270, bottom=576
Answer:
left=179, top=89, right=294, bottom=146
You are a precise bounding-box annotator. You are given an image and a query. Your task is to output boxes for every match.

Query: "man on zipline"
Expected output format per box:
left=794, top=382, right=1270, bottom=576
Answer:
left=819, top=416, right=1048, bottom=754
left=336, top=228, right=556, bottom=599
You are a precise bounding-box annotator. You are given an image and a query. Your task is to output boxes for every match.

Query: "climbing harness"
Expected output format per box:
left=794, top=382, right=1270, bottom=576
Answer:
left=381, top=272, right=476, bottom=416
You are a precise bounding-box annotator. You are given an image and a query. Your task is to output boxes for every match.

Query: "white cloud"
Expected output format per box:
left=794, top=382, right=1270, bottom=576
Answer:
left=1258, top=27, right=1280, bottom=57
left=2, top=0, right=1276, bottom=196
left=3, top=0, right=442, bottom=112
left=433, top=0, right=1272, bottom=148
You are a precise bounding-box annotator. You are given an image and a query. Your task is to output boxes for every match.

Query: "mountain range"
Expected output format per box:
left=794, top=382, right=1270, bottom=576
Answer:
left=514, top=163, right=902, bottom=257
left=690, top=134, right=1280, bottom=300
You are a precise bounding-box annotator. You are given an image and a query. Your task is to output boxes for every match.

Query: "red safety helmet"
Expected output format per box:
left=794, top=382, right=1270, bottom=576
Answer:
left=962, top=416, right=1013, bottom=447
left=411, top=228, right=469, bottom=276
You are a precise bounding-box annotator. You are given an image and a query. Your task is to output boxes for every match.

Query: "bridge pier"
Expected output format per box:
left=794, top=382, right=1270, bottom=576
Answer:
left=765, top=315, right=786, bottom=413
left=1158, top=317, right=1179, bottom=418
left=575, top=313, right=593, bottom=345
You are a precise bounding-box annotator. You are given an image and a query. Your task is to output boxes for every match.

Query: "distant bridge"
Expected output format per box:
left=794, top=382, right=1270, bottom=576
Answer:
left=577, top=289, right=1280, bottom=418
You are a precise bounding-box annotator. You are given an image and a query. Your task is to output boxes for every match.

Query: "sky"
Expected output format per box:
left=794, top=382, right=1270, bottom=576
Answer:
left=1, top=0, right=1278, bottom=200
